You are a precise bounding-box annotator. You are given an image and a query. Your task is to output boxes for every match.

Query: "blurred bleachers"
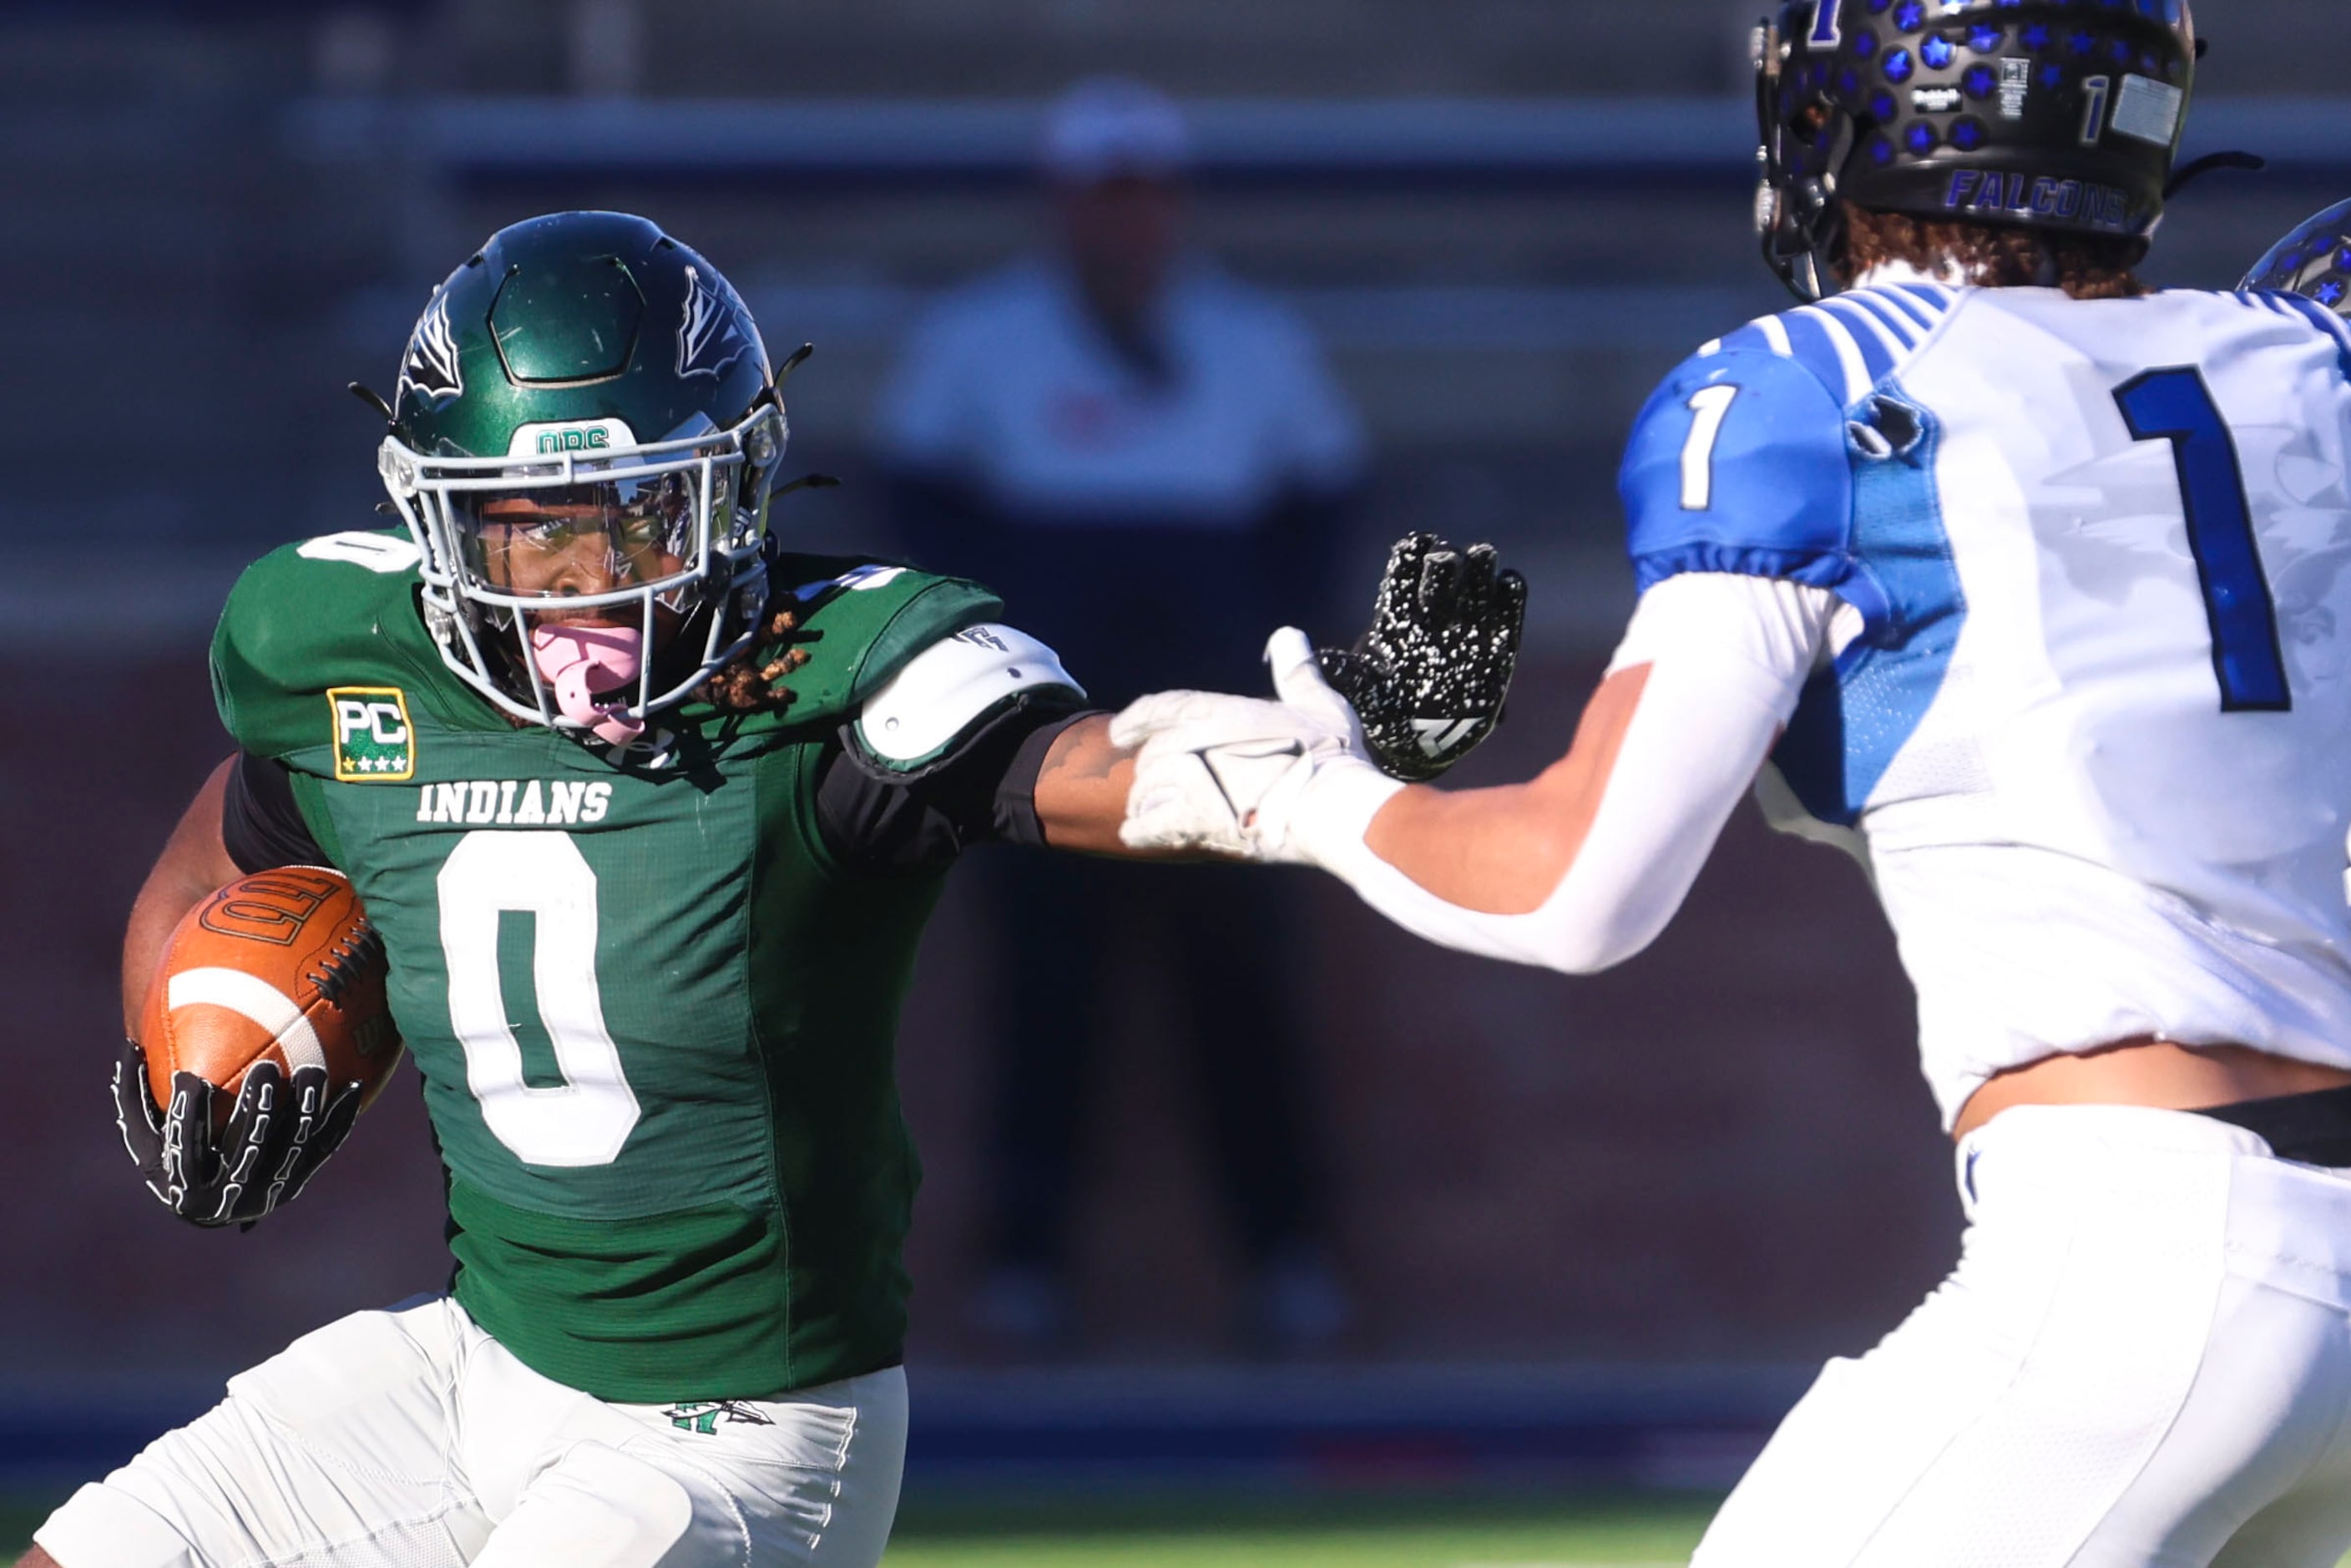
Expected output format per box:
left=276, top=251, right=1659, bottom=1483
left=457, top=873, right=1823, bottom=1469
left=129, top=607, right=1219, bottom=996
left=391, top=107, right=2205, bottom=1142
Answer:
left=8, top=1, right=2347, bottom=643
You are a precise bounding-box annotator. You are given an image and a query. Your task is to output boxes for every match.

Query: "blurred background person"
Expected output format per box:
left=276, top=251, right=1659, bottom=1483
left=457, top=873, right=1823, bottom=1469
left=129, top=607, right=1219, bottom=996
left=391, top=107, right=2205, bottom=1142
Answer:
left=875, top=77, right=1369, bottom=1358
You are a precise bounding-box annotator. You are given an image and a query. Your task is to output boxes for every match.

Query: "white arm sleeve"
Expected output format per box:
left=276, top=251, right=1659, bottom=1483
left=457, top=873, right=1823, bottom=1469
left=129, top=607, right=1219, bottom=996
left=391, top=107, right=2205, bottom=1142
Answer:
left=1288, top=573, right=1838, bottom=974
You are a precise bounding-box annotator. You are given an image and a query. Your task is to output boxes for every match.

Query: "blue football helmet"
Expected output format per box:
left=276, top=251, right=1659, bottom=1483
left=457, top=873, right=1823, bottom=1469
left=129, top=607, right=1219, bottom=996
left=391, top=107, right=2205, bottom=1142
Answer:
left=1756, top=0, right=2197, bottom=301
left=2243, top=200, right=2351, bottom=317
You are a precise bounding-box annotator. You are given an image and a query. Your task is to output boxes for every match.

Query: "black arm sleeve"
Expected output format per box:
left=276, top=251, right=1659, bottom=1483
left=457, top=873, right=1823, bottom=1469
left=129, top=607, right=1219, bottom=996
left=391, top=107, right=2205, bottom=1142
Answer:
left=221, top=751, right=329, bottom=874
left=814, top=696, right=1097, bottom=876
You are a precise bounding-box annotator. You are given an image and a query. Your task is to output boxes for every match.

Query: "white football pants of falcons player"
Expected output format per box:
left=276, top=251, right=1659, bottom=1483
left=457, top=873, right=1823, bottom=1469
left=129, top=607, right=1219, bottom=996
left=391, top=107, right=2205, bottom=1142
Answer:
left=33, top=1295, right=906, bottom=1567
left=1701, top=1105, right=2351, bottom=1565
left=1112, top=277, right=2351, bottom=1565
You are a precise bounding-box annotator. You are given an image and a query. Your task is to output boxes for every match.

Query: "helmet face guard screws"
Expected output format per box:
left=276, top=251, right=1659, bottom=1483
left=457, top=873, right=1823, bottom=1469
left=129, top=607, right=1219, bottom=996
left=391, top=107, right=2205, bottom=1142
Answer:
left=1753, top=0, right=2196, bottom=302
left=377, top=211, right=787, bottom=736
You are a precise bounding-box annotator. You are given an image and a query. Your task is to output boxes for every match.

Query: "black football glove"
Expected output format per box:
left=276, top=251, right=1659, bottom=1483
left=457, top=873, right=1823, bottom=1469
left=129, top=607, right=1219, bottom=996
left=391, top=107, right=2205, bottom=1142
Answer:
left=1318, top=532, right=1529, bottom=782
left=113, top=1039, right=363, bottom=1229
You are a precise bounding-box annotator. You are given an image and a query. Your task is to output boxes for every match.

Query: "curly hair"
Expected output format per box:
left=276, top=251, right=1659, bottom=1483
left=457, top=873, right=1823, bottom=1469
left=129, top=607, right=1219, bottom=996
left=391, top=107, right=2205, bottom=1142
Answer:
left=692, top=603, right=812, bottom=714
left=1837, top=207, right=2150, bottom=301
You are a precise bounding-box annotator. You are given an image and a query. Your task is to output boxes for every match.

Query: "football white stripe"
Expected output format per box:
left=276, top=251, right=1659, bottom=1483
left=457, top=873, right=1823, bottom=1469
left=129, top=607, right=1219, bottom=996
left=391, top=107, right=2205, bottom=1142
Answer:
left=166, top=967, right=327, bottom=1075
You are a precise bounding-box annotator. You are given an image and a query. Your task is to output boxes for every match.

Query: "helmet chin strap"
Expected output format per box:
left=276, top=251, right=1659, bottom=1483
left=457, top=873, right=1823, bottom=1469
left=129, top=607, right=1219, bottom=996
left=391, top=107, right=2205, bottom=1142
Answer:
left=529, top=624, right=647, bottom=746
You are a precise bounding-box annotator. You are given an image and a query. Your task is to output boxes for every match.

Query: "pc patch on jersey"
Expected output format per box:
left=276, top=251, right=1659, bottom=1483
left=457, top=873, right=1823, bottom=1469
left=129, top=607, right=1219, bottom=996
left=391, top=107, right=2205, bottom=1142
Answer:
left=328, top=686, right=416, bottom=781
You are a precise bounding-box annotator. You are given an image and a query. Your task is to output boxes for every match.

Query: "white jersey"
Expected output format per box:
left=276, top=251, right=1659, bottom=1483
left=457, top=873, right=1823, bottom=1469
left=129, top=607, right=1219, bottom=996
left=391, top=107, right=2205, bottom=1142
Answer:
left=1618, top=279, right=2351, bottom=1120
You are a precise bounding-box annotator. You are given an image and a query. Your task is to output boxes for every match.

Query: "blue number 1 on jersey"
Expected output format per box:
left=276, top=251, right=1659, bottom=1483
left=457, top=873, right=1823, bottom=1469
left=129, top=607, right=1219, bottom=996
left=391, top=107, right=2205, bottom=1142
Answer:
left=2113, top=367, right=2293, bottom=713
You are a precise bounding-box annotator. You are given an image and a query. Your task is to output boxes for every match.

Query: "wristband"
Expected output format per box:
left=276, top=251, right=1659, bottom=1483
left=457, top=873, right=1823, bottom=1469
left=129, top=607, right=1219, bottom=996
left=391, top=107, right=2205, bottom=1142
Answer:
left=1279, top=754, right=1407, bottom=873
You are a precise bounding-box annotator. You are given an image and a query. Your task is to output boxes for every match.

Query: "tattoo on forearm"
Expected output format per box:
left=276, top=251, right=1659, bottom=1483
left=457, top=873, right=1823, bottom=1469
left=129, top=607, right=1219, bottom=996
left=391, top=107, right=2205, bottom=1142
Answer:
left=1032, top=715, right=1141, bottom=853
left=1040, top=716, right=1125, bottom=787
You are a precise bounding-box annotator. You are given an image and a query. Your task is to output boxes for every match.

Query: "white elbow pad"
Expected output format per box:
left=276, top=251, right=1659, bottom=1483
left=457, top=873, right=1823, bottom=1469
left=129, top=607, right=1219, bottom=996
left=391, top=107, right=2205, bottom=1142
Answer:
left=853, top=623, right=1085, bottom=771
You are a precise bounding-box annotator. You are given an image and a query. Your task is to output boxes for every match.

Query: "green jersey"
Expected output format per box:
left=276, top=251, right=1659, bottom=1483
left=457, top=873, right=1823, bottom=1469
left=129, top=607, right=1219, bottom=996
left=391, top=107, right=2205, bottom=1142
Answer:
left=211, top=528, right=1007, bottom=1401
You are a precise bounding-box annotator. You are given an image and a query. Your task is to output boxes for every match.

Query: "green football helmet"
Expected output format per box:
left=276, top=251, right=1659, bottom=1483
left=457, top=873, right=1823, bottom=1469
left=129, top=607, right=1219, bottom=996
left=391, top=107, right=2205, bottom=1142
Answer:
left=376, top=211, right=786, bottom=740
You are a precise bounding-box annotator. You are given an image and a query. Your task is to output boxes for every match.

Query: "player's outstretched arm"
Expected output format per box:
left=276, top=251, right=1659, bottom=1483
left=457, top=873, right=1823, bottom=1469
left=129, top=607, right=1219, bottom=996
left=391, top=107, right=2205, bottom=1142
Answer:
left=1021, top=530, right=1527, bottom=860
left=1358, top=662, right=1652, bottom=916
left=1116, top=574, right=1831, bottom=973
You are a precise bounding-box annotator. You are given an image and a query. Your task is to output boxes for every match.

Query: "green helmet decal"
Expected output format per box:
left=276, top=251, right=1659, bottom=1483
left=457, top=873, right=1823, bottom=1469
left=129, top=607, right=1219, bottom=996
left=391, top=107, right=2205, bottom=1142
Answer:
left=397, top=291, right=465, bottom=406
left=676, top=264, right=760, bottom=382
left=377, top=212, right=790, bottom=738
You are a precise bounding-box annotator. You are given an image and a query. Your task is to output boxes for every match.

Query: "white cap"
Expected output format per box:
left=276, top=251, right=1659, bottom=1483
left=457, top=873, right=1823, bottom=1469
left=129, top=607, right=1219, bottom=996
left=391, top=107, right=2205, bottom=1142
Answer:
left=1039, top=77, right=1191, bottom=185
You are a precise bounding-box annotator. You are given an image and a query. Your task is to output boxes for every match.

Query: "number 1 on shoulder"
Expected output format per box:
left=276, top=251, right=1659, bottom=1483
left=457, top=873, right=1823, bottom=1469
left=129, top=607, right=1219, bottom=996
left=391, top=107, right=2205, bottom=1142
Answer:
left=1681, top=383, right=1741, bottom=512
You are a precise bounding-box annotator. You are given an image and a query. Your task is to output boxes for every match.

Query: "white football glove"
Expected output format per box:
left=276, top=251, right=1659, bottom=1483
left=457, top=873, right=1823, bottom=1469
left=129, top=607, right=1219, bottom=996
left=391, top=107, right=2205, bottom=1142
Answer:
left=1114, top=628, right=1390, bottom=862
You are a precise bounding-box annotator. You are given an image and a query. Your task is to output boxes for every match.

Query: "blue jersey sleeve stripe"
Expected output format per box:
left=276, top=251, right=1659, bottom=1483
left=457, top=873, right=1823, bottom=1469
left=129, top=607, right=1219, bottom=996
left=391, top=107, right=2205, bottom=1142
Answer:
left=1862, top=286, right=1937, bottom=335
left=1819, top=301, right=1899, bottom=384
left=2313, top=299, right=2351, bottom=359
left=1891, top=282, right=1959, bottom=321
left=1774, top=312, right=1840, bottom=394
left=1843, top=290, right=1924, bottom=349
left=1715, top=322, right=1781, bottom=359
left=1777, top=312, right=1857, bottom=403
left=2273, top=292, right=2351, bottom=379
left=2279, top=291, right=2351, bottom=348
left=1818, top=298, right=1904, bottom=380
left=1836, top=290, right=1911, bottom=346
left=1785, top=309, right=1872, bottom=404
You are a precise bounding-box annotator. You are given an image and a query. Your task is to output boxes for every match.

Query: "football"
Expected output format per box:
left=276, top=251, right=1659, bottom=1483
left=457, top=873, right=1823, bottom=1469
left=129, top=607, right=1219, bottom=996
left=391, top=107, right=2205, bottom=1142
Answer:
left=139, top=867, right=402, bottom=1121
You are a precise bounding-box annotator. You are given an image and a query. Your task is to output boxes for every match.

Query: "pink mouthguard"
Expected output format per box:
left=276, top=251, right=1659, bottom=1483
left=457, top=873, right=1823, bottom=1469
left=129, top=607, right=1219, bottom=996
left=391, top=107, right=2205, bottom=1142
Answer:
left=529, top=624, right=646, bottom=745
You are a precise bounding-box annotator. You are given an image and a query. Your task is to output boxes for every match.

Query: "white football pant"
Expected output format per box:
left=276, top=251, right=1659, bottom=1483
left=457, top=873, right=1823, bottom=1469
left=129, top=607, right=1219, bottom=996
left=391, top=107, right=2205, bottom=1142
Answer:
left=33, top=1295, right=906, bottom=1568
left=1696, top=1105, right=2351, bottom=1567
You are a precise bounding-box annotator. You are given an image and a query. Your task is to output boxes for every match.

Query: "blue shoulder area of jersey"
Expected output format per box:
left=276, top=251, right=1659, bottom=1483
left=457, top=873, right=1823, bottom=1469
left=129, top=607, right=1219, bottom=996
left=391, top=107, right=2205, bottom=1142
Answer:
left=1621, top=283, right=1970, bottom=831
left=1722, top=285, right=1971, bottom=830
left=1618, top=346, right=1855, bottom=596
left=1620, top=283, right=1964, bottom=625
